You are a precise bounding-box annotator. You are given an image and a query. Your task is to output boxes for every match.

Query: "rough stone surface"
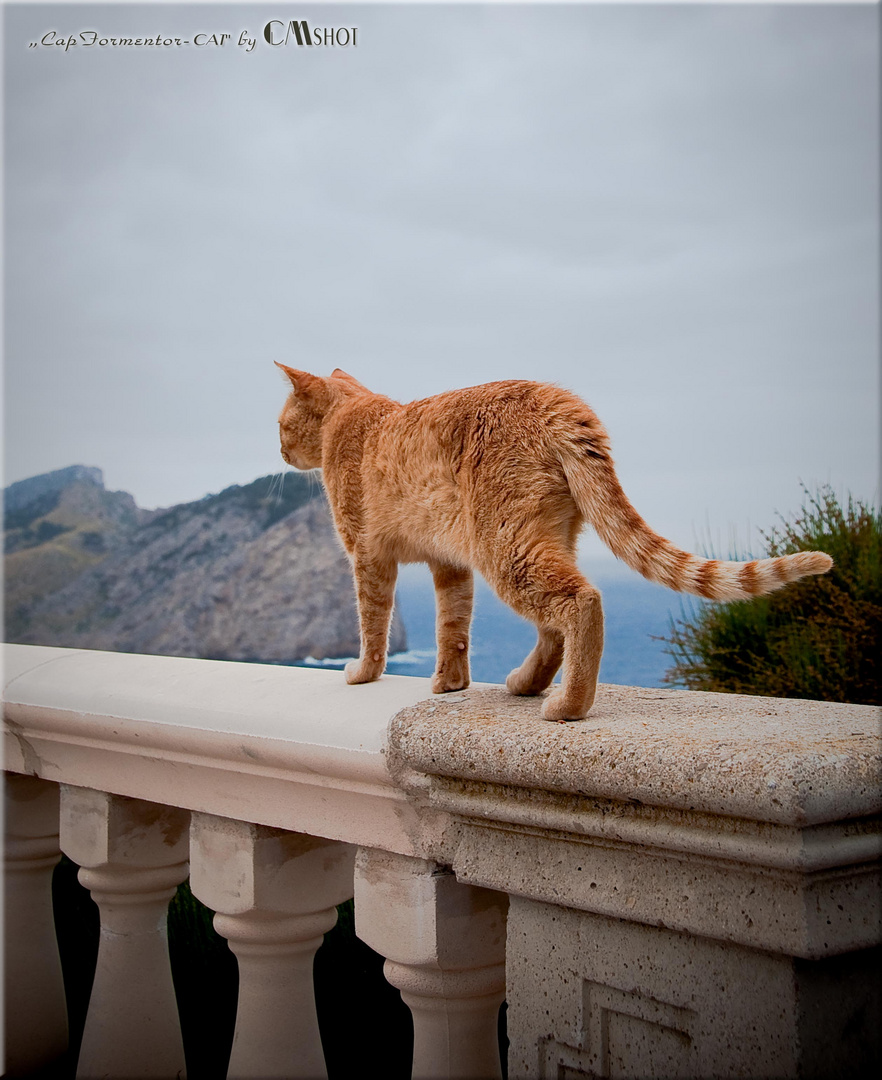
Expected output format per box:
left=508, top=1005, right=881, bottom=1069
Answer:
left=448, top=812, right=881, bottom=958
left=505, top=896, right=881, bottom=1080
left=389, top=685, right=881, bottom=826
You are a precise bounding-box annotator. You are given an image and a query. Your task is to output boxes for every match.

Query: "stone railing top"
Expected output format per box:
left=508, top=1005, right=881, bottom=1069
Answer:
left=389, top=684, right=881, bottom=827
left=4, top=645, right=880, bottom=837
left=2, top=645, right=445, bottom=853
left=5, top=644, right=880, bottom=963
left=2, top=644, right=436, bottom=786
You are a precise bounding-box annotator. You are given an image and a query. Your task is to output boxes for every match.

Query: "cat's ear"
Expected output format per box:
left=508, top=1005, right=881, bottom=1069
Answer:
left=274, top=362, right=323, bottom=398
left=330, top=368, right=368, bottom=391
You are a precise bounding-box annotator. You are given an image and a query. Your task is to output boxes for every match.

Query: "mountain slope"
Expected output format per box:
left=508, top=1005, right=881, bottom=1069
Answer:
left=4, top=467, right=406, bottom=662
left=4, top=466, right=150, bottom=632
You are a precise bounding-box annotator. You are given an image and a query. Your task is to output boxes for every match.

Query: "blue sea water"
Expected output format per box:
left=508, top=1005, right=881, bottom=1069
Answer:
left=300, top=562, right=695, bottom=690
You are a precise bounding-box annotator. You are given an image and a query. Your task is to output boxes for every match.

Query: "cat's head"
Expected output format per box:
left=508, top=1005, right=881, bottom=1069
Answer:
left=275, top=365, right=366, bottom=470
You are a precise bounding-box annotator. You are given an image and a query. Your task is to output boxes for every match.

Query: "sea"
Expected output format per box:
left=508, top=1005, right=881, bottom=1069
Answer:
left=297, top=561, right=699, bottom=690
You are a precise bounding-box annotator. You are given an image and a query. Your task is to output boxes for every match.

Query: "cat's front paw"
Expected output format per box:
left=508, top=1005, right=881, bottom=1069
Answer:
left=540, top=691, right=590, bottom=722
left=431, top=651, right=470, bottom=694
left=344, top=658, right=384, bottom=685
left=431, top=671, right=470, bottom=694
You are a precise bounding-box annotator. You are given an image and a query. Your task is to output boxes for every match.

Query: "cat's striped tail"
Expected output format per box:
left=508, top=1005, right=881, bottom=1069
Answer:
left=559, top=444, right=833, bottom=601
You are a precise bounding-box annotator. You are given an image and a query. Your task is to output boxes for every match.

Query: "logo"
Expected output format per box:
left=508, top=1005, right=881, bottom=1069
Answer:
left=263, top=21, right=358, bottom=48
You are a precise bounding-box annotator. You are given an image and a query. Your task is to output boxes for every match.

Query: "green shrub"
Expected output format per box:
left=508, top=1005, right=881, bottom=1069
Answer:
left=663, top=486, right=881, bottom=705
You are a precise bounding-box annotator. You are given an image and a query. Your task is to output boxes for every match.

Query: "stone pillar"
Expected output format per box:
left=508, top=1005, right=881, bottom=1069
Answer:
left=188, top=814, right=356, bottom=1080
left=3, top=774, right=68, bottom=1076
left=59, top=786, right=189, bottom=1080
left=505, top=898, right=882, bottom=1080
left=387, top=683, right=882, bottom=1080
left=354, top=848, right=508, bottom=1080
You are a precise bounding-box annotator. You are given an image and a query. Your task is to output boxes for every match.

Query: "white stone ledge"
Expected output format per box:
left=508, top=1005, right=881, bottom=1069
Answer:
left=2, top=644, right=442, bottom=853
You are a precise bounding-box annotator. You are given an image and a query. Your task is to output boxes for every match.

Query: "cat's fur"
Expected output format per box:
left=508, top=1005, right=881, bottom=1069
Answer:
left=276, top=366, right=833, bottom=720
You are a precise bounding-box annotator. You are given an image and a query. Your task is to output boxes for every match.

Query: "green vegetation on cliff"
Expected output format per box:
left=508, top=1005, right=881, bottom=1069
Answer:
left=664, top=487, right=881, bottom=706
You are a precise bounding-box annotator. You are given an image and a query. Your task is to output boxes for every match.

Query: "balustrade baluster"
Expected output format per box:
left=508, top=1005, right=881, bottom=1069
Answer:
left=59, top=786, right=189, bottom=1080
left=188, top=814, right=355, bottom=1080
left=354, top=847, right=508, bottom=1080
left=3, top=774, right=68, bottom=1076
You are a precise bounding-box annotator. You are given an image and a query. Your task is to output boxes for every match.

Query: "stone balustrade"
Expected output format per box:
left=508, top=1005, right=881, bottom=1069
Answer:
left=3, top=643, right=880, bottom=1079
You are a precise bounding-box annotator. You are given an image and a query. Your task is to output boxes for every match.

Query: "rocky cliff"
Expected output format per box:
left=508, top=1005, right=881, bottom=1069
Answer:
left=4, top=467, right=406, bottom=662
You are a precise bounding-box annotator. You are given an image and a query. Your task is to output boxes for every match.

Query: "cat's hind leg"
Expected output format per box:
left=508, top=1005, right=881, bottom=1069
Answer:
left=486, top=548, right=604, bottom=720
left=429, top=563, right=474, bottom=693
left=506, top=626, right=564, bottom=696
left=345, top=555, right=398, bottom=685
left=540, top=580, right=604, bottom=721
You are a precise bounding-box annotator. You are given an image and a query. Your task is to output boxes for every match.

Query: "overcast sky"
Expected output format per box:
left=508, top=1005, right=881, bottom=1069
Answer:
left=4, top=1, right=879, bottom=563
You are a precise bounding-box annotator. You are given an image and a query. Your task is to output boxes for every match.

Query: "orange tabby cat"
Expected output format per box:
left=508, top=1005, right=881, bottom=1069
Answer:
left=276, top=366, right=833, bottom=720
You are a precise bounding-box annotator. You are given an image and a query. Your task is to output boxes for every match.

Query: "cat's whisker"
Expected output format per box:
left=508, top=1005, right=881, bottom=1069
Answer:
left=264, top=471, right=286, bottom=505
left=304, top=468, right=322, bottom=495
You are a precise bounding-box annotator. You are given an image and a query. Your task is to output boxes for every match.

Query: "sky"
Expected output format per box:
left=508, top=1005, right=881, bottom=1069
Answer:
left=3, top=1, right=879, bottom=566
